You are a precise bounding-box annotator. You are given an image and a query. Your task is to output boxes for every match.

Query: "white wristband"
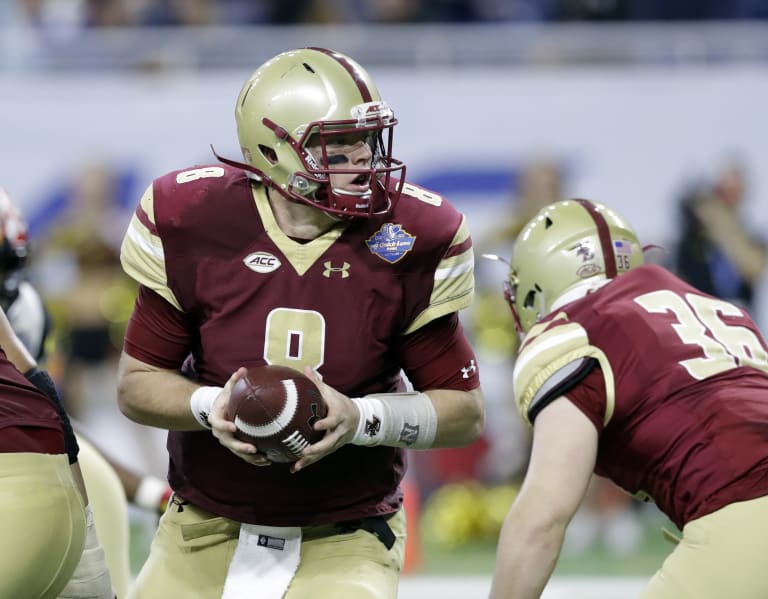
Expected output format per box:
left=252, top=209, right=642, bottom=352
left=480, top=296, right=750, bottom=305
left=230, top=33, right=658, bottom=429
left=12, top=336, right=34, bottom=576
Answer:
left=190, top=386, right=221, bottom=429
left=350, top=392, right=438, bottom=449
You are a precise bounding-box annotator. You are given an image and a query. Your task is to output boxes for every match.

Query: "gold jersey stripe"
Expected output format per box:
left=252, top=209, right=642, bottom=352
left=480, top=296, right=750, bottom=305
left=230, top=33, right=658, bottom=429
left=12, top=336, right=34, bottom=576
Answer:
left=451, top=214, right=471, bottom=248
left=515, top=322, right=587, bottom=377
left=514, top=317, right=615, bottom=426
left=404, top=247, right=475, bottom=335
left=120, top=185, right=182, bottom=311
left=252, top=186, right=348, bottom=276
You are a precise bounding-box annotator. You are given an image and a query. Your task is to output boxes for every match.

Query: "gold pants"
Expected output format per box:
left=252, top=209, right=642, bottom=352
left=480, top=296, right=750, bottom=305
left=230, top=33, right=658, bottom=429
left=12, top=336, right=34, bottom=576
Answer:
left=0, top=452, right=85, bottom=599
left=642, top=495, right=768, bottom=599
left=128, top=497, right=406, bottom=599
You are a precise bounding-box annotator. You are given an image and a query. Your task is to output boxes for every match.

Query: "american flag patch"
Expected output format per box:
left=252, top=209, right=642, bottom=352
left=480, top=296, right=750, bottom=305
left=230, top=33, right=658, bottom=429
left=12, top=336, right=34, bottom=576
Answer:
left=613, top=240, right=633, bottom=255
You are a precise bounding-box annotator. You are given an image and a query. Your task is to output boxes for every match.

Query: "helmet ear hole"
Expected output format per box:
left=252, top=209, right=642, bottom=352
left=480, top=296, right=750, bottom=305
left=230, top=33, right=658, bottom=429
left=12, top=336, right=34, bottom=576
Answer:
left=258, top=145, right=278, bottom=165
left=523, top=289, right=537, bottom=309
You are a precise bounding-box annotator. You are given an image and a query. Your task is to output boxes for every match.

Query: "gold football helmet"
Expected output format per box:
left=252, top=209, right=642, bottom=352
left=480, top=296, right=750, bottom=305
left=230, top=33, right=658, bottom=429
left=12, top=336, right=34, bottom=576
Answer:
left=220, top=47, right=405, bottom=218
left=506, top=199, right=644, bottom=334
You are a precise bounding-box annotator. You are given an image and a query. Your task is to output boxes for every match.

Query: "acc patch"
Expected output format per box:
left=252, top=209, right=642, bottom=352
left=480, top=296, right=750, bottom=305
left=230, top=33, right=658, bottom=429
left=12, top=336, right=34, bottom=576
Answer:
left=366, top=223, right=416, bottom=264
left=243, top=251, right=281, bottom=273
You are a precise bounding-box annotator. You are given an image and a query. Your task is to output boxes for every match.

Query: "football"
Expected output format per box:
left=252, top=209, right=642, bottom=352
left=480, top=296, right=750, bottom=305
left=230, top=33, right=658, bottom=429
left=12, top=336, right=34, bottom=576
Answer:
left=227, top=364, right=327, bottom=463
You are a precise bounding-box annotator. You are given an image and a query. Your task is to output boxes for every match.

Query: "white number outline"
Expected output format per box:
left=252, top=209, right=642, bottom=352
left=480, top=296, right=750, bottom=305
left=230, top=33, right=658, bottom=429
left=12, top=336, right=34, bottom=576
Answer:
left=175, top=166, right=225, bottom=184
left=634, top=290, right=768, bottom=380
left=401, top=182, right=443, bottom=206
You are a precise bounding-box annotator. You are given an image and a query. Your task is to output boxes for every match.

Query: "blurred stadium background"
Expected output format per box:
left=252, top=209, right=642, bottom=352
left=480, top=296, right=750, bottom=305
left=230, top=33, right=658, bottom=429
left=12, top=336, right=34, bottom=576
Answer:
left=2, top=1, right=767, bottom=596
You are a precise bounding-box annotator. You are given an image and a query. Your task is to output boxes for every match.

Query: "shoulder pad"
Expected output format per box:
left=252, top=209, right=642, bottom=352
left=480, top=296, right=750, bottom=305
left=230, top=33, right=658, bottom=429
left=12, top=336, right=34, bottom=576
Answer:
left=513, top=312, right=614, bottom=426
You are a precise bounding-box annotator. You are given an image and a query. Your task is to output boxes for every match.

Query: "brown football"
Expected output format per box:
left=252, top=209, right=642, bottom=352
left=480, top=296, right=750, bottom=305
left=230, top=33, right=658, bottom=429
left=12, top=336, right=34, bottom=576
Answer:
left=226, top=364, right=327, bottom=463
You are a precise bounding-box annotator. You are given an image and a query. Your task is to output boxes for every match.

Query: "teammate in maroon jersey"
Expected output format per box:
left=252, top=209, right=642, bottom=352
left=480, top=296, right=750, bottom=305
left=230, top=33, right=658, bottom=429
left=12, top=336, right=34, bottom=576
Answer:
left=0, top=302, right=116, bottom=598
left=0, top=185, right=162, bottom=598
left=0, top=188, right=115, bottom=598
left=117, top=47, right=484, bottom=598
left=487, top=198, right=768, bottom=599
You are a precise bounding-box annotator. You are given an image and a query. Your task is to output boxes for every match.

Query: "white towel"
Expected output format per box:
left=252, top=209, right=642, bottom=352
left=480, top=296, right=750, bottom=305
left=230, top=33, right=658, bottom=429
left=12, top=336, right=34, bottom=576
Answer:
left=221, top=524, right=302, bottom=599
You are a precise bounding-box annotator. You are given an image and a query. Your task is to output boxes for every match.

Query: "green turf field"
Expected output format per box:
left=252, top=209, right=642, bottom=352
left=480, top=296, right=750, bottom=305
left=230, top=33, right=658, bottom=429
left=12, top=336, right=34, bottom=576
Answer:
left=421, top=530, right=671, bottom=577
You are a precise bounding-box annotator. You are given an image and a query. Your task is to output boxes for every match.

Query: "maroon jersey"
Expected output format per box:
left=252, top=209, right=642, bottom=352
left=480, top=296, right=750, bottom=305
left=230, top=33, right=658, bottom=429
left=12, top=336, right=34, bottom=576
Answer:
left=513, top=264, right=768, bottom=529
left=120, top=164, right=478, bottom=525
left=0, top=349, right=65, bottom=454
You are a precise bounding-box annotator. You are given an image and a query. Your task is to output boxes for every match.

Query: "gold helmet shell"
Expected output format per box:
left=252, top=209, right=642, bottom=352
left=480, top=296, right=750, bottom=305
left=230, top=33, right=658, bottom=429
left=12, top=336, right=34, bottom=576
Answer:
left=230, top=47, right=405, bottom=218
left=506, top=199, right=644, bottom=334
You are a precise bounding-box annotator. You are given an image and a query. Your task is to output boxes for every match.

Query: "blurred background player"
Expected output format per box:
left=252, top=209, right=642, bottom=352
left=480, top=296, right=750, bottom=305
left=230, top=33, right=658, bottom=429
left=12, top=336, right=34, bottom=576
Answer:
left=673, top=156, right=767, bottom=317
left=472, top=155, right=566, bottom=484
left=117, top=46, right=484, bottom=598
left=27, top=161, right=139, bottom=429
left=471, top=158, right=644, bottom=557
left=411, top=156, right=569, bottom=556
left=488, top=198, right=768, bottom=599
left=0, top=303, right=113, bottom=598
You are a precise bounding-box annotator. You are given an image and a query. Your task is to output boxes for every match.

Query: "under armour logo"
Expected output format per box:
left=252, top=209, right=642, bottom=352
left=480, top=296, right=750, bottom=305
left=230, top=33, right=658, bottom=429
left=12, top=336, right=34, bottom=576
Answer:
left=461, top=359, right=477, bottom=379
left=364, top=415, right=381, bottom=438
left=323, top=261, right=351, bottom=278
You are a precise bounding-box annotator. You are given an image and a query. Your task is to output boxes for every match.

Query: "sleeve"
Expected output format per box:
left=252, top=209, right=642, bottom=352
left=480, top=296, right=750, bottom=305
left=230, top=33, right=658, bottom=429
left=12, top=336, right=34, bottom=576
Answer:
left=555, top=366, right=608, bottom=433
left=527, top=358, right=600, bottom=425
left=120, top=182, right=183, bottom=311
left=513, top=315, right=616, bottom=427
left=123, top=285, right=192, bottom=369
left=404, top=214, right=475, bottom=335
left=398, top=313, right=480, bottom=392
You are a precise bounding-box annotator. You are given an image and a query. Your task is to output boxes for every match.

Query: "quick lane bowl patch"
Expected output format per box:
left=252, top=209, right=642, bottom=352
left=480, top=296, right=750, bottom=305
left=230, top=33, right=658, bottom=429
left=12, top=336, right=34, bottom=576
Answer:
left=366, top=223, right=415, bottom=264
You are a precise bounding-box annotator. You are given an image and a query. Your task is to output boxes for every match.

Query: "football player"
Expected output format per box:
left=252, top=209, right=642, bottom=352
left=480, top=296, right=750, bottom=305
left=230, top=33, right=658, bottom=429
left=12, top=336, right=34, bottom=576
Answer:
left=117, top=47, right=485, bottom=598
left=487, top=199, right=768, bottom=599
left=0, top=186, right=166, bottom=598
left=0, top=303, right=114, bottom=598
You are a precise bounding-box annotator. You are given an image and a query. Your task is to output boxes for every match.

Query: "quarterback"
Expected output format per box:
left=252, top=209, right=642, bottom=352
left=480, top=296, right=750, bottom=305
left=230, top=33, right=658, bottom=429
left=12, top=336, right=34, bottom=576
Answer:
left=118, top=47, right=484, bottom=598
left=489, top=199, right=768, bottom=599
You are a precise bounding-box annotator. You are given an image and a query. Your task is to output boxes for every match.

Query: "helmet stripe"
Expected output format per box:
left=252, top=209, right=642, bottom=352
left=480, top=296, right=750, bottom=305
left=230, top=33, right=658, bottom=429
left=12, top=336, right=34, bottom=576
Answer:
left=574, top=199, right=617, bottom=278
left=305, top=47, right=373, bottom=103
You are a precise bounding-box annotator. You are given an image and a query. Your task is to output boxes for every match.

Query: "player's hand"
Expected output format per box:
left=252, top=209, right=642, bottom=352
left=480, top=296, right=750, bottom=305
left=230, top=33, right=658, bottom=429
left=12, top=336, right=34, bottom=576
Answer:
left=209, top=367, right=272, bottom=467
left=291, top=366, right=359, bottom=473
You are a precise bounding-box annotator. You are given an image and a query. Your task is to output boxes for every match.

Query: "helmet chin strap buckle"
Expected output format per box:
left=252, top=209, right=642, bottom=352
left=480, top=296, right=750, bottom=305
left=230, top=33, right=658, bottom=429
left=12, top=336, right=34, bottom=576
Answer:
left=289, top=174, right=312, bottom=194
